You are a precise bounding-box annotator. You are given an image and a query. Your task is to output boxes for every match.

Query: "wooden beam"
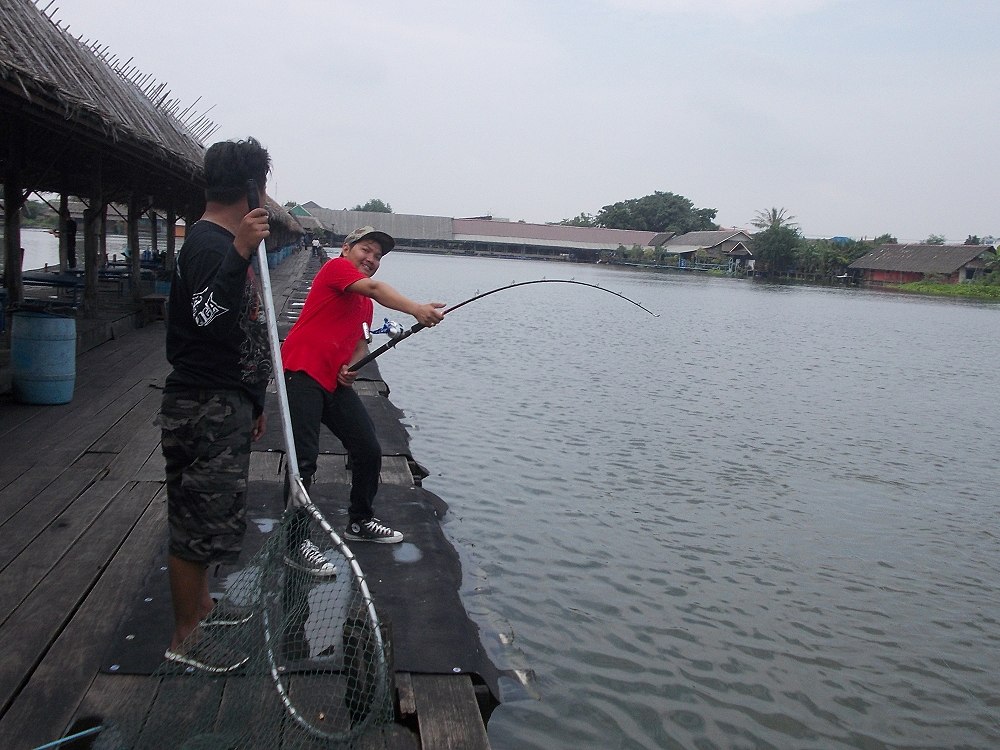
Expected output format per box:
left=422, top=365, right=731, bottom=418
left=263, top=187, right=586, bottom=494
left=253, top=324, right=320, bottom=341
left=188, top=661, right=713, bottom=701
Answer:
left=412, top=675, right=491, bottom=750
left=128, top=193, right=142, bottom=301
left=4, top=127, right=25, bottom=304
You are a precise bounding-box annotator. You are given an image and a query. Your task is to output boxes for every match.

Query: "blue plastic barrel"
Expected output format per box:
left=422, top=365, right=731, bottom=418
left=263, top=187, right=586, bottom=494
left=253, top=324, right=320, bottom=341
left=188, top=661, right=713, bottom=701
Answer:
left=11, top=311, right=77, bottom=404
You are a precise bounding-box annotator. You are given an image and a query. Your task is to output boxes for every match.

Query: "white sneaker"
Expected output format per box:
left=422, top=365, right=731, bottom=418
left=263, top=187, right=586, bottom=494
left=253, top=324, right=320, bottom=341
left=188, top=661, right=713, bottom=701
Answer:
left=284, top=540, right=337, bottom=577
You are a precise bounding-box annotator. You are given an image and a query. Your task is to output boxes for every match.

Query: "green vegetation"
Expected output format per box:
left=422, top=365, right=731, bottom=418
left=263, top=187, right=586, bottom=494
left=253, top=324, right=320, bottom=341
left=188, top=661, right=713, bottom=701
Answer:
left=561, top=190, right=718, bottom=233
left=351, top=198, right=392, bottom=213
left=897, top=280, right=1000, bottom=300
left=20, top=199, right=58, bottom=229
left=751, top=207, right=798, bottom=231
left=748, top=207, right=876, bottom=278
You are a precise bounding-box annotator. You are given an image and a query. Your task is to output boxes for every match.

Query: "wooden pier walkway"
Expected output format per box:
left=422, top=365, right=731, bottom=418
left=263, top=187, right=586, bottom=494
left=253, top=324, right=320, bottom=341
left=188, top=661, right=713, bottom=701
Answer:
left=0, top=250, right=493, bottom=749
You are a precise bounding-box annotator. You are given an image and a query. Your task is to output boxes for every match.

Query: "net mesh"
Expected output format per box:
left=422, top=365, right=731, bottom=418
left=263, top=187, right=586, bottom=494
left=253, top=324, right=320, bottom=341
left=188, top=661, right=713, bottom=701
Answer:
left=95, top=512, right=395, bottom=749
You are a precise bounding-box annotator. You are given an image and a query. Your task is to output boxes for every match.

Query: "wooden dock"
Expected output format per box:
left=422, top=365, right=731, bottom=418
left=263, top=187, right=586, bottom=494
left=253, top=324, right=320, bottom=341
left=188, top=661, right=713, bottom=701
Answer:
left=0, top=250, right=493, bottom=749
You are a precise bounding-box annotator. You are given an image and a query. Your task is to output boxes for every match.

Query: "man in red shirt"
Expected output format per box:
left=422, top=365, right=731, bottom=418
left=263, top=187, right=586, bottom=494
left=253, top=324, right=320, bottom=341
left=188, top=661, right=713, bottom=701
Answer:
left=282, top=226, right=444, bottom=548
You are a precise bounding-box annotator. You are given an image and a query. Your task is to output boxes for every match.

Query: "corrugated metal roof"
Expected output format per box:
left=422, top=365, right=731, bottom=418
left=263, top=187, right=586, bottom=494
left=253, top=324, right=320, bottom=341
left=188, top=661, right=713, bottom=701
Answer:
left=848, top=244, right=988, bottom=273
left=453, top=219, right=656, bottom=247
left=662, top=230, right=751, bottom=248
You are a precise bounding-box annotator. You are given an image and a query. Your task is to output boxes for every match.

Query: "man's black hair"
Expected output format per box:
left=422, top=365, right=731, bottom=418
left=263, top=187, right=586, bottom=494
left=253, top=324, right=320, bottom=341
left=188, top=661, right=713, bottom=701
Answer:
left=204, top=137, right=271, bottom=204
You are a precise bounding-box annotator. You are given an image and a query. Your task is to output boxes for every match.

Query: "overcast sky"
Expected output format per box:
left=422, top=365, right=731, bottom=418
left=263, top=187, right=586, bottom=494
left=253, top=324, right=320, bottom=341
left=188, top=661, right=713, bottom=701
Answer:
left=57, top=0, right=998, bottom=243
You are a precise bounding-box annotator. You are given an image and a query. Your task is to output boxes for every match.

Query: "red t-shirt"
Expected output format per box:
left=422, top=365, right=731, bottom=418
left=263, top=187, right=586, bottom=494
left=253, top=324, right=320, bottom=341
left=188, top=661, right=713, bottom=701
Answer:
left=281, top=256, right=373, bottom=390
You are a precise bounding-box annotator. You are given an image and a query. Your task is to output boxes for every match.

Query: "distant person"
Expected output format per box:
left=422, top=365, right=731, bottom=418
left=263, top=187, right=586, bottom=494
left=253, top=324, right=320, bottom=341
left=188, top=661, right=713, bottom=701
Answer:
left=311, top=237, right=322, bottom=258
left=65, top=217, right=77, bottom=268
left=158, top=136, right=322, bottom=673
left=281, top=226, right=445, bottom=545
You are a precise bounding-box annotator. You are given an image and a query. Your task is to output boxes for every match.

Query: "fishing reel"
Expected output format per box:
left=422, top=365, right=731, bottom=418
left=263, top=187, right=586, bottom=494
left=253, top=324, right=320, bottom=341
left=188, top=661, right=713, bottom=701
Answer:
left=370, top=318, right=406, bottom=339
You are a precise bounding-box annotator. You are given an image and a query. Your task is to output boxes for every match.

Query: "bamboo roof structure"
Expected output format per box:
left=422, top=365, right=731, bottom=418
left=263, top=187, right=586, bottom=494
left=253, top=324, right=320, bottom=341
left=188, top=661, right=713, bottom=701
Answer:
left=0, top=0, right=212, bottom=210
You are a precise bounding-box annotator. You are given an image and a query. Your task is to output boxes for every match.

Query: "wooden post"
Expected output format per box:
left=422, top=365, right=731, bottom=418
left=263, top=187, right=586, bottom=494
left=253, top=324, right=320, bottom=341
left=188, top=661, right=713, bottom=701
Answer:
left=82, top=200, right=102, bottom=314
left=128, top=194, right=143, bottom=302
left=3, top=156, right=25, bottom=305
left=81, top=157, right=103, bottom=315
left=98, top=204, right=107, bottom=269
left=148, top=208, right=158, bottom=261
left=58, top=194, right=69, bottom=272
left=165, top=205, right=176, bottom=273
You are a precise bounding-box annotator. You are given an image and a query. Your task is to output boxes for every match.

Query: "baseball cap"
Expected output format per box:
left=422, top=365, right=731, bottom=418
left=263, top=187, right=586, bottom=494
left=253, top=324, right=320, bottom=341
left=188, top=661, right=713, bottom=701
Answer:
left=344, top=226, right=395, bottom=254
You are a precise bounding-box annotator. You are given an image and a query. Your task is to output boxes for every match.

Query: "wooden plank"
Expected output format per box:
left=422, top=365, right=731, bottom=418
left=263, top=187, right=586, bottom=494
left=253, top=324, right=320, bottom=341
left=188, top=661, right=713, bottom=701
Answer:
left=0, top=481, right=159, bottom=714
left=316, top=453, right=352, bottom=485
left=412, top=675, right=491, bottom=750
left=70, top=673, right=160, bottom=748
left=0, top=476, right=152, bottom=623
left=214, top=674, right=285, bottom=748
left=0, top=377, right=153, bottom=484
left=87, top=386, right=161, bottom=455
left=0, top=451, right=110, bottom=561
left=355, top=381, right=388, bottom=397
left=381, top=456, right=414, bottom=487
left=137, top=677, right=224, bottom=747
left=354, top=723, right=421, bottom=749
left=248, top=450, right=284, bottom=482
left=133, top=446, right=165, bottom=482
left=0, top=461, right=73, bottom=525
left=98, top=411, right=164, bottom=485
left=396, top=672, right=417, bottom=719
left=0, top=493, right=165, bottom=749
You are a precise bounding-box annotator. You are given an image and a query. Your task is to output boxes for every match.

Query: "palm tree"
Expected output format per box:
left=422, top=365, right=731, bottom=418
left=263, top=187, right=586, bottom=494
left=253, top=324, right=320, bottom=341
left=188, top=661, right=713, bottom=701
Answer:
left=751, top=207, right=798, bottom=231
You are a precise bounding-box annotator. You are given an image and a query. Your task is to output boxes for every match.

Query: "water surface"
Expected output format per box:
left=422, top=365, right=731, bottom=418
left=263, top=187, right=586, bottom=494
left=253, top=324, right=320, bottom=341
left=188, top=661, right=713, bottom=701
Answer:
left=374, top=253, right=999, bottom=749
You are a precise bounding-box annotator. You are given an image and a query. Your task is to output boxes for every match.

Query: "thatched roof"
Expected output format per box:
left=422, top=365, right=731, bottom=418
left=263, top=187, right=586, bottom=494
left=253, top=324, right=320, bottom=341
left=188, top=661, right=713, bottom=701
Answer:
left=848, top=244, right=989, bottom=274
left=0, top=0, right=211, bottom=210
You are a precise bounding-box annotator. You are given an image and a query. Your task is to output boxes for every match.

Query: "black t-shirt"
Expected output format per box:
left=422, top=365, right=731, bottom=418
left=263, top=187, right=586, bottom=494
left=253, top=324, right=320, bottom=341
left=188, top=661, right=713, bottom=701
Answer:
left=164, top=220, right=271, bottom=414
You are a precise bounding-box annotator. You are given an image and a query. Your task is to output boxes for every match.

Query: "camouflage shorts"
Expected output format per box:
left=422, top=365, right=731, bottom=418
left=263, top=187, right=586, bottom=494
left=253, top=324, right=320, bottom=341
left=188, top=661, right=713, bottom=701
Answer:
left=158, top=389, right=254, bottom=565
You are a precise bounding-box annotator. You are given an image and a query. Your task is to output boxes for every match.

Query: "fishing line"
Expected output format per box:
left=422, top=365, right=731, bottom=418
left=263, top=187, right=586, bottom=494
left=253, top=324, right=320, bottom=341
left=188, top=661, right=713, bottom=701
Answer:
left=349, top=278, right=657, bottom=372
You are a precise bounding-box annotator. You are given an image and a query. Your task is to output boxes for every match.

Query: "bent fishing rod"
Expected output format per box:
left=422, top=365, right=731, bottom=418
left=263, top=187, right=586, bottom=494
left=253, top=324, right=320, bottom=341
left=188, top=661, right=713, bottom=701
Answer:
left=348, top=278, right=658, bottom=372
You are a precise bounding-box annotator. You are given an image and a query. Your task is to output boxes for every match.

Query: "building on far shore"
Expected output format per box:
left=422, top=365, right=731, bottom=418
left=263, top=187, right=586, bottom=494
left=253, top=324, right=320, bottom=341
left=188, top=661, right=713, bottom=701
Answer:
left=848, top=244, right=993, bottom=285
left=284, top=204, right=662, bottom=261
left=652, top=230, right=753, bottom=269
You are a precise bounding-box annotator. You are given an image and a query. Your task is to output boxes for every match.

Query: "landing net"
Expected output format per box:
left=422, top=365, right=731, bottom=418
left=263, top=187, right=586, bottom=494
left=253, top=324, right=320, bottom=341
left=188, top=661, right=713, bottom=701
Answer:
left=94, top=511, right=395, bottom=749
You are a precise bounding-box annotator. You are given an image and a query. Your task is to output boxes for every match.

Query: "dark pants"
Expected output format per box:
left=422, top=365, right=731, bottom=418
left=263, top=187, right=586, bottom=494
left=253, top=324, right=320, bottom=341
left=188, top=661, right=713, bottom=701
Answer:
left=285, top=370, right=381, bottom=523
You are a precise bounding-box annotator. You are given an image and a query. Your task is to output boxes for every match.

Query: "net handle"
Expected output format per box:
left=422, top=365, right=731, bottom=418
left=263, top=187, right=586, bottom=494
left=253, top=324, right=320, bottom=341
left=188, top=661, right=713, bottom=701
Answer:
left=247, top=183, right=390, bottom=734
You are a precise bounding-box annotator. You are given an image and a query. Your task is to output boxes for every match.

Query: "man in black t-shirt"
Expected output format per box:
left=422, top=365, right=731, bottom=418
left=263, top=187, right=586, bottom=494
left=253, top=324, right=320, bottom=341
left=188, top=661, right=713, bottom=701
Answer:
left=158, top=138, right=274, bottom=673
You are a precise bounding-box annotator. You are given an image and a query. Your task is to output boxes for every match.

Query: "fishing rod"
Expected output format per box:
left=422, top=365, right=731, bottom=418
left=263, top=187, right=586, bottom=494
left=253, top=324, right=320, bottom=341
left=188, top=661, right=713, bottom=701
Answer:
left=348, top=278, right=657, bottom=372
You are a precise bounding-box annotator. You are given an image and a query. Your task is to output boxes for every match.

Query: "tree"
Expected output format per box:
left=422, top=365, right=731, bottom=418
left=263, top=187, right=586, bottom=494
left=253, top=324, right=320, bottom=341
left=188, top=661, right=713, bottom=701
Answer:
left=964, top=235, right=981, bottom=245
left=20, top=199, right=57, bottom=228
left=797, top=237, right=873, bottom=277
left=872, top=233, right=897, bottom=245
left=925, top=234, right=946, bottom=245
left=751, top=207, right=798, bottom=231
left=352, top=198, right=392, bottom=213
left=751, top=225, right=801, bottom=276
left=591, top=191, right=718, bottom=233
left=560, top=212, right=596, bottom=227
